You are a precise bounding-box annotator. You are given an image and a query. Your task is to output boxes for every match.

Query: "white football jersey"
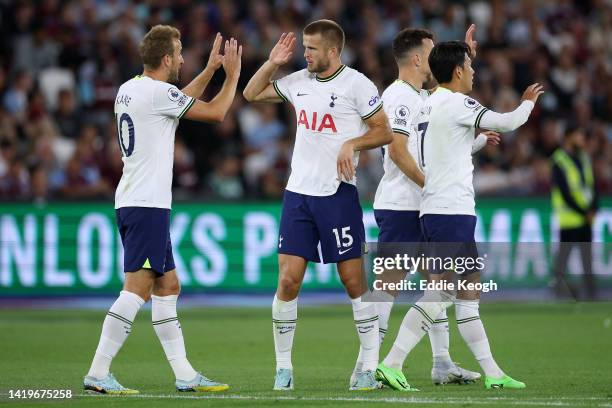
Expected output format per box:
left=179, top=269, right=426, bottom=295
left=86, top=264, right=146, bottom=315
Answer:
left=114, top=75, right=195, bottom=209
left=274, top=65, right=383, bottom=196
left=374, top=80, right=429, bottom=211
left=417, top=87, right=489, bottom=216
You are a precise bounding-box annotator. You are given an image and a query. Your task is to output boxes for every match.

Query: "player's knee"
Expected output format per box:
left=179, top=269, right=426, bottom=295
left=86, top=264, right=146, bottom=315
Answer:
left=157, top=282, right=180, bottom=296
left=341, top=275, right=365, bottom=298
left=131, top=291, right=151, bottom=303
left=153, top=276, right=181, bottom=296
left=278, top=274, right=301, bottom=296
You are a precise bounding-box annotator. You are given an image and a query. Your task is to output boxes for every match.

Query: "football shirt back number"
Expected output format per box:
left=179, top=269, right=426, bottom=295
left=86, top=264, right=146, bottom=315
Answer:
left=417, top=121, right=429, bottom=168
left=117, top=113, right=135, bottom=157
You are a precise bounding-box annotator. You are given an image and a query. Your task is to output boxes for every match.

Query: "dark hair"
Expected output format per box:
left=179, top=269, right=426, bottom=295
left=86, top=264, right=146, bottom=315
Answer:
left=139, top=25, right=181, bottom=69
left=392, top=28, right=434, bottom=61
left=428, top=41, right=471, bottom=84
left=303, top=19, right=345, bottom=53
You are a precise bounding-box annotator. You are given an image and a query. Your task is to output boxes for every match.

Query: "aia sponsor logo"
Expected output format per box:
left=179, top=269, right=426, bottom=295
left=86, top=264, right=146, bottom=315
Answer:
left=297, top=110, right=337, bottom=133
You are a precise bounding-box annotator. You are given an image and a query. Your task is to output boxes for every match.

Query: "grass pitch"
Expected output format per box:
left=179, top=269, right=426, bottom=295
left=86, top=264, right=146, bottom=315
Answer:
left=1, top=301, right=611, bottom=407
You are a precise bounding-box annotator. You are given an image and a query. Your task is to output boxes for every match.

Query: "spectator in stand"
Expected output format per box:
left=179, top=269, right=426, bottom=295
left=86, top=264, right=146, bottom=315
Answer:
left=0, top=0, right=609, bottom=201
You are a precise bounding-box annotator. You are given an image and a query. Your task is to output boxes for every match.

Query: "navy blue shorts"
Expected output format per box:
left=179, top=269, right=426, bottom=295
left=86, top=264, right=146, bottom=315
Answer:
left=375, top=209, right=424, bottom=272
left=116, top=207, right=176, bottom=275
left=278, top=182, right=365, bottom=264
left=375, top=210, right=424, bottom=243
left=420, top=214, right=477, bottom=243
left=420, top=214, right=478, bottom=275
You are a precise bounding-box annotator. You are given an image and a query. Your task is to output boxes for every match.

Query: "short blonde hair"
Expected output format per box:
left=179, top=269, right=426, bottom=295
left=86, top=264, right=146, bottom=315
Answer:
left=303, top=19, right=345, bottom=53
left=139, top=25, right=181, bottom=69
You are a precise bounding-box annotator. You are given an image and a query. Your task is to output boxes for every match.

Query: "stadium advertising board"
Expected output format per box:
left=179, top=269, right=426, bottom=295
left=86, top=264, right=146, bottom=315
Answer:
left=0, top=199, right=610, bottom=295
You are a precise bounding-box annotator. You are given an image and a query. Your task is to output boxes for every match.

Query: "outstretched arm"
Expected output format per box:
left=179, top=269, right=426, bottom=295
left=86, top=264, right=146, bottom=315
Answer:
left=243, top=32, right=297, bottom=103
left=479, top=83, right=544, bottom=132
left=184, top=38, right=242, bottom=123
left=181, top=33, right=224, bottom=98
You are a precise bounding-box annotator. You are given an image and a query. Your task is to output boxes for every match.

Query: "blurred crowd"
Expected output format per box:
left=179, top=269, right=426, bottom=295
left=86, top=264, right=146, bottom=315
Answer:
left=0, top=0, right=610, bottom=203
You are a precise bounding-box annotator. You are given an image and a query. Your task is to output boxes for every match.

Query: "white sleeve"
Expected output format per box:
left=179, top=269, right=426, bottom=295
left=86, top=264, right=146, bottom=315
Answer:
left=351, top=74, right=383, bottom=120
left=383, top=94, right=412, bottom=137
left=272, top=71, right=302, bottom=105
left=478, top=101, right=535, bottom=132
left=152, top=83, right=195, bottom=119
left=453, top=95, right=489, bottom=128
left=472, top=133, right=488, bottom=154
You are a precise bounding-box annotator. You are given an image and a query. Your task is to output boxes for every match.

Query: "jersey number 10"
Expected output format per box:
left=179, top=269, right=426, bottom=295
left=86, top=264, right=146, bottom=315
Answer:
left=117, top=113, right=135, bottom=157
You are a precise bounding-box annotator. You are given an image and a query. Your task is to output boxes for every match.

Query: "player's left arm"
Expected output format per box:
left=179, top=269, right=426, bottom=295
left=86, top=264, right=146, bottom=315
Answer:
left=337, top=108, right=393, bottom=182
left=181, top=33, right=223, bottom=98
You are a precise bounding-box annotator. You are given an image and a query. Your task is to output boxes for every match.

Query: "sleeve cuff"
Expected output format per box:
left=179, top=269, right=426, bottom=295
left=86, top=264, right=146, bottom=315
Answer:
left=361, top=103, right=383, bottom=120
left=474, top=107, right=489, bottom=128
left=178, top=97, right=196, bottom=119
left=272, top=81, right=289, bottom=103
left=392, top=128, right=411, bottom=137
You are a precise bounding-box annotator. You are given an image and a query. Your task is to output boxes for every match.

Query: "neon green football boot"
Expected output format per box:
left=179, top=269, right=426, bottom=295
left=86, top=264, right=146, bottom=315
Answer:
left=485, top=374, right=526, bottom=389
left=375, top=362, right=419, bottom=391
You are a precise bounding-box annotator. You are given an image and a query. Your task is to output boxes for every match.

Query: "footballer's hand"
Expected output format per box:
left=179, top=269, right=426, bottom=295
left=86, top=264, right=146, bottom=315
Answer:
left=222, top=37, right=242, bottom=80
left=206, top=33, right=224, bottom=71
left=465, top=23, right=478, bottom=58
left=483, top=131, right=501, bottom=146
left=521, top=83, right=544, bottom=103
left=269, top=32, right=296, bottom=66
left=337, top=141, right=356, bottom=182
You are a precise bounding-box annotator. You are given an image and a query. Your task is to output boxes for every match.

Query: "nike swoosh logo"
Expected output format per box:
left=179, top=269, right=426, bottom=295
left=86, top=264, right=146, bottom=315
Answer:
left=358, top=327, right=373, bottom=333
left=279, top=329, right=294, bottom=334
left=338, top=247, right=353, bottom=255
left=297, top=92, right=308, bottom=96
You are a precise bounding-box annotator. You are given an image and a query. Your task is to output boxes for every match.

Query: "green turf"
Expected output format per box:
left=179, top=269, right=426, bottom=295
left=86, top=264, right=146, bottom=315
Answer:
left=1, top=302, right=611, bottom=407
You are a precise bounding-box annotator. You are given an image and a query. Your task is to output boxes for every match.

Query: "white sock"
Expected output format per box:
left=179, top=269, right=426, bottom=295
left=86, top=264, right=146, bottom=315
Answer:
left=152, top=294, right=197, bottom=381
left=87, top=290, right=145, bottom=379
left=429, top=309, right=452, bottom=367
left=353, top=292, right=393, bottom=375
left=383, top=296, right=446, bottom=370
left=455, top=299, right=504, bottom=378
left=272, top=295, right=298, bottom=370
left=351, top=296, right=379, bottom=372
left=376, top=293, right=395, bottom=344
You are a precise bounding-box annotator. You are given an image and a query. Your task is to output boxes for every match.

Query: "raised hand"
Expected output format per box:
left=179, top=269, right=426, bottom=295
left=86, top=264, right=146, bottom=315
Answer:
left=521, top=83, right=545, bottom=103
left=269, top=32, right=296, bottom=66
left=222, top=37, right=242, bottom=80
left=464, top=23, right=477, bottom=58
left=206, top=33, right=224, bottom=71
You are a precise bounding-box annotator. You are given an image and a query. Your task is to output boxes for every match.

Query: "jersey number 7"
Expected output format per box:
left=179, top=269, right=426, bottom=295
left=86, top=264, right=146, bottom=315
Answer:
left=417, top=121, right=429, bottom=168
